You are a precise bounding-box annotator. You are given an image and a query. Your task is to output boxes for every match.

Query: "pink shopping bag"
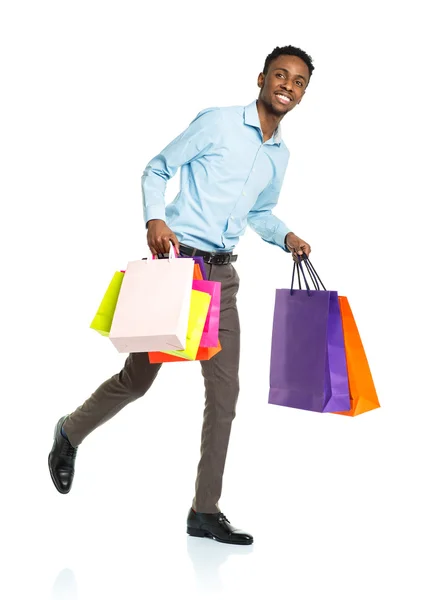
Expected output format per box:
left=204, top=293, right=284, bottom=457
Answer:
left=192, top=279, right=221, bottom=348
left=109, top=248, right=195, bottom=353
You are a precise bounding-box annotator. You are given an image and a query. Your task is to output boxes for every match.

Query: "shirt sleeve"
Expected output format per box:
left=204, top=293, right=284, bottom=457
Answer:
left=247, top=164, right=292, bottom=251
left=141, top=108, right=222, bottom=225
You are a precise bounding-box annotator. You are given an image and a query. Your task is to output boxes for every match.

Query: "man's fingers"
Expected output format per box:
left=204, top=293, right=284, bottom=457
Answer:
left=160, top=235, right=170, bottom=254
left=291, top=249, right=308, bottom=263
left=288, top=237, right=311, bottom=263
left=171, top=234, right=180, bottom=255
left=147, top=227, right=180, bottom=254
left=296, top=243, right=311, bottom=258
left=291, top=249, right=299, bottom=262
left=160, top=232, right=179, bottom=254
left=147, top=235, right=155, bottom=255
left=148, top=237, right=162, bottom=256
left=154, top=235, right=168, bottom=254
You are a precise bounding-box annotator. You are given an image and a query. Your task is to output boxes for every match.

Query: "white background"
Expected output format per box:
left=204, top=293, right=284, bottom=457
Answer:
left=1, top=1, right=431, bottom=599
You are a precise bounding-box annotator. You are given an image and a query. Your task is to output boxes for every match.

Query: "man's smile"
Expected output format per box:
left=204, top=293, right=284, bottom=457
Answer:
left=275, top=92, right=293, bottom=105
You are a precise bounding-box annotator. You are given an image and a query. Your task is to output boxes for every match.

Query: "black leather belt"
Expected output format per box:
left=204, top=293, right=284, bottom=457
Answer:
left=179, top=243, right=237, bottom=265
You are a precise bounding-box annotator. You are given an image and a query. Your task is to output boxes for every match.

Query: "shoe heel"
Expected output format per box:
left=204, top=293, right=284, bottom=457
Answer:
left=187, top=527, right=206, bottom=538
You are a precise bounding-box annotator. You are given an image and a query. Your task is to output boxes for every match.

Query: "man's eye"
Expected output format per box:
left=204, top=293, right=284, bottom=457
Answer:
left=276, top=73, right=285, bottom=78
left=296, top=81, right=303, bottom=87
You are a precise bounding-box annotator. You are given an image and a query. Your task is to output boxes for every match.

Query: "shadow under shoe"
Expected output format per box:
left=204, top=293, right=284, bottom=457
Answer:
left=48, top=416, right=78, bottom=494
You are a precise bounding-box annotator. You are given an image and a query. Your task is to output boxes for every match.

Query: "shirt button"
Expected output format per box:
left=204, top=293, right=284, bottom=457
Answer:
left=242, top=192, right=246, bottom=196
left=230, top=216, right=234, bottom=220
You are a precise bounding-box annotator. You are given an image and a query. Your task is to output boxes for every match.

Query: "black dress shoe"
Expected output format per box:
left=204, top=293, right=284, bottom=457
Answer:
left=187, top=509, right=253, bottom=545
left=48, top=416, right=78, bottom=494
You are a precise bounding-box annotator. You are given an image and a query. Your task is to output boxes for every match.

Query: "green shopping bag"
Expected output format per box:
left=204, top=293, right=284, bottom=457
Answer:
left=90, top=271, right=125, bottom=336
left=163, top=289, right=211, bottom=360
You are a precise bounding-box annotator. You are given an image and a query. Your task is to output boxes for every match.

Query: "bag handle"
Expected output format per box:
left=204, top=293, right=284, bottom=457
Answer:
left=290, top=256, right=326, bottom=296
left=303, top=259, right=320, bottom=290
left=304, top=256, right=326, bottom=290
left=142, top=241, right=178, bottom=262
left=291, top=258, right=311, bottom=296
left=291, top=263, right=302, bottom=290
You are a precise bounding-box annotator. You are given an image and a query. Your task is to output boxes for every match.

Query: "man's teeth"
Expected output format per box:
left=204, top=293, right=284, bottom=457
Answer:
left=276, top=94, right=291, bottom=103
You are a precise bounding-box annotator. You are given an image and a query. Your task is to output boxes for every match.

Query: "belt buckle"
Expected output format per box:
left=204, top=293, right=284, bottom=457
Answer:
left=211, top=253, right=230, bottom=266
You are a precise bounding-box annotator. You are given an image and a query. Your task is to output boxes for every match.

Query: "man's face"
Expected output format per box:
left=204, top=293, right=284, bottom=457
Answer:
left=258, top=55, right=310, bottom=116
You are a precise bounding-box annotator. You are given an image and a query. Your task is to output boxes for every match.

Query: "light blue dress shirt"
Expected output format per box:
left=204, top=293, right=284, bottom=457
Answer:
left=141, top=100, right=291, bottom=252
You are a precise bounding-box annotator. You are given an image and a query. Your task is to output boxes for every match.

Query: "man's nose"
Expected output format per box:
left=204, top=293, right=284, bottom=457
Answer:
left=281, top=79, right=294, bottom=91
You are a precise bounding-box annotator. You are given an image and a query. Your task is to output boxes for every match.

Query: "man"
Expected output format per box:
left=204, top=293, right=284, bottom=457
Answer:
left=48, top=45, right=314, bottom=545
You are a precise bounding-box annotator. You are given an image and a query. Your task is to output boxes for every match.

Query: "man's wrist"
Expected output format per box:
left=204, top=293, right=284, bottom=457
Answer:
left=146, top=218, right=166, bottom=229
left=284, top=232, right=295, bottom=251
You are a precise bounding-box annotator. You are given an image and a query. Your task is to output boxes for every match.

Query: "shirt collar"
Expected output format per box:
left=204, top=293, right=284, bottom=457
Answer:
left=244, top=100, right=282, bottom=145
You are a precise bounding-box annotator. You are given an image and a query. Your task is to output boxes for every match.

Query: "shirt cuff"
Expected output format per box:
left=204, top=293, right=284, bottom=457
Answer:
left=274, top=224, right=292, bottom=252
left=144, top=204, right=166, bottom=227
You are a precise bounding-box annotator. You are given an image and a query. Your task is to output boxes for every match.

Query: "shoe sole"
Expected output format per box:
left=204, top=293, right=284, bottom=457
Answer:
left=187, top=526, right=253, bottom=545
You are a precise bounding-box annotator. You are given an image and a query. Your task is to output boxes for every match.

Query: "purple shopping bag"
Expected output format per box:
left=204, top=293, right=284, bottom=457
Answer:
left=192, top=280, right=221, bottom=348
left=179, top=254, right=207, bottom=279
left=268, top=260, right=350, bottom=413
left=156, top=250, right=207, bottom=279
left=192, top=256, right=207, bottom=280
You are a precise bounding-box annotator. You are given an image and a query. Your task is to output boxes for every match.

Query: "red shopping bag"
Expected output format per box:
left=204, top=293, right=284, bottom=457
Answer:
left=148, top=340, right=222, bottom=363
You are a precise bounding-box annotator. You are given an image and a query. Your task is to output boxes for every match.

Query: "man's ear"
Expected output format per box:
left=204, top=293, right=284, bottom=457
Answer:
left=257, top=72, right=264, bottom=88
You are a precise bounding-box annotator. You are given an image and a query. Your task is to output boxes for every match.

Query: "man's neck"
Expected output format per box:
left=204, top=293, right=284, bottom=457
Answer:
left=256, top=98, right=283, bottom=142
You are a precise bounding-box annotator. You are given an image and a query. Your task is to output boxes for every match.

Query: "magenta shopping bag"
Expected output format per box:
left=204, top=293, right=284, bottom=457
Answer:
left=192, top=279, right=221, bottom=348
left=268, top=259, right=350, bottom=413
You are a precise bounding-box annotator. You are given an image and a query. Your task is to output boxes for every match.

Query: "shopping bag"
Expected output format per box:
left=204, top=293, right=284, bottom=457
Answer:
left=268, top=259, right=350, bottom=413
left=109, top=245, right=195, bottom=353
left=163, top=290, right=211, bottom=360
left=179, top=254, right=207, bottom=280
left=156, top=277, right=220, bottom=354
left=332, top=296, right=380, bottom=416
left=193, top=263, right=204, bottom=281
left=192, top=256, right=207, bottom=280
left=90, top=271, right=125, bottom=336
left=157, top=251, right=206, bottom=279
left=190, top=279, right=221, bottom=347
left=148, top=339, right=222, bottom=363
left=163, top=289, right=211, bottom=359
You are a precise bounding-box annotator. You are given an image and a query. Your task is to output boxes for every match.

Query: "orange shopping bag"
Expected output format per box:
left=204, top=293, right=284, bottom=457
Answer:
left=333, top=296, right=380, bottom=416
left=148, top=340, right=221, bottom=363
left=193, top=263, right=203, bottom=280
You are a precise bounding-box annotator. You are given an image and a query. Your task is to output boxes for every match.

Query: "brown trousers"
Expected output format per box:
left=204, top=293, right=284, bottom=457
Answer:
left=63, top=261, right=240, bottom=513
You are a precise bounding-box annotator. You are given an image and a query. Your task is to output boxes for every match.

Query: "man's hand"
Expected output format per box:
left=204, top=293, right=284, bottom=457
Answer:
left=147, top=219, right=180, bottom=256
left=285, top=232, right=311, bottom=262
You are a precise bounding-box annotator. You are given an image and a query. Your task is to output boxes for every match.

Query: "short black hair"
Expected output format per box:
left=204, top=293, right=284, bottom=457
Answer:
left=263, top=45, right=315, bottom=82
